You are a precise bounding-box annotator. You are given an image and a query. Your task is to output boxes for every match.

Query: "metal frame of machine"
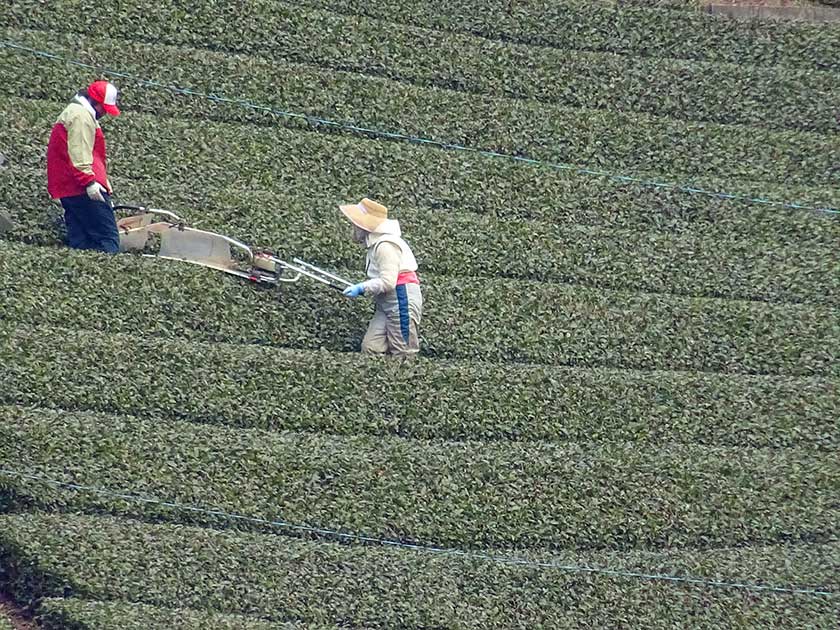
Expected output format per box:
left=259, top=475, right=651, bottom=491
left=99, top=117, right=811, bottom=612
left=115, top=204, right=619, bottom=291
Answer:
left=115, top=204, right=353, bottom=290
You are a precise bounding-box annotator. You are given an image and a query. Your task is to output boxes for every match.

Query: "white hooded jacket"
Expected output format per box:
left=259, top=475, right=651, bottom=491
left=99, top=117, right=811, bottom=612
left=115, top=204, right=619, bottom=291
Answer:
left=361, top=219, right=418, bottom=296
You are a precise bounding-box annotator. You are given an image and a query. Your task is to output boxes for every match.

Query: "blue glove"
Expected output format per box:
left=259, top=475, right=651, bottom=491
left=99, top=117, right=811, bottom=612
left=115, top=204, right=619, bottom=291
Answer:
left=343, top=283, right=365, bottom=298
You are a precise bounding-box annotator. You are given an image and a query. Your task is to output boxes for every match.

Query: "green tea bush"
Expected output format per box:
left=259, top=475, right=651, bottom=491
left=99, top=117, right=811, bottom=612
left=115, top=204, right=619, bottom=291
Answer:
left=3, top=95, right=839, bottom=245
left=1, top=242, right=837, bottom=375
left=2, top=407, right=836, bottom=550
left=3, top=25, right=839, bottom=133
left=3, top=0, right=839, bottom=77
left=3, top=169, right=838, bottom=305
left=1, top=1, right=838, bottom=625
left=36, top=598, right=315, bottom=630
left=295, top=0, right=840, bottom=72
left=2, top=61, right=837, bottom=189
left=2, top=329, right=837, bottom=449
left=2, top=513, right=837, bottom=628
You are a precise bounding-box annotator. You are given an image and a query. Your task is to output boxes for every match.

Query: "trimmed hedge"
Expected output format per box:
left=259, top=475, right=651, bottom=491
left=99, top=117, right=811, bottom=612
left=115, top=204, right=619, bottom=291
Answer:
left=1, top=406, right=837, bottom=551
left=6, top=0, right=840, bottom=86
left=1, top=513, right=838, bottom=628
left=6, top=168, right=840, bottom=272
left=2, top=3, right=839, bottom=627
left=4, top=94, right=840, bottom=241
left=2, top=328, right=837, bottom=449
left=1, top=242, right=838, bottom=375
left=36, top=598, right=315, bottom=630
left=3, top=94, right=840, bottom=246
left=623, top=1, right=699, bottom=6
left=292, top=0, right=840, bottom=73
left=3, top=169, right=838, bottom=306
left=2, top=57, right=838, bottom=190
left=4, top=25, right=840, bottom=134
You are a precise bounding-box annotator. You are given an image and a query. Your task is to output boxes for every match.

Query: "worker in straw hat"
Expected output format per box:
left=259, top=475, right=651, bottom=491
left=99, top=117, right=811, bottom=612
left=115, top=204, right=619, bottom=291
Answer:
left=339, top=198, right=423, bottom=358
left=47, top=80, right=121, bottom=254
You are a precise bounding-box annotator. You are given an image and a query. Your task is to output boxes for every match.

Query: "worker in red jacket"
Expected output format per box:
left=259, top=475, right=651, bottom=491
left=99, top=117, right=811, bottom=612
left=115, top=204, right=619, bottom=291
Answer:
left=47, top=81, right=121, bottom=253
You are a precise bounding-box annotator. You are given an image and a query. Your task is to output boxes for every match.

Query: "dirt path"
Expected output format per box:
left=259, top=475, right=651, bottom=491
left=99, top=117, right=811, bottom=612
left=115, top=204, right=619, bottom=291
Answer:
left=0, top=593, right=35, bottom=630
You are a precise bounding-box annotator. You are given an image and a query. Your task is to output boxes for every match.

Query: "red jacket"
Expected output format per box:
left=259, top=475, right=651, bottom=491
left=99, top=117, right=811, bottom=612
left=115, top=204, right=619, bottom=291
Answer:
left=47, top=98, right=112, bottom=199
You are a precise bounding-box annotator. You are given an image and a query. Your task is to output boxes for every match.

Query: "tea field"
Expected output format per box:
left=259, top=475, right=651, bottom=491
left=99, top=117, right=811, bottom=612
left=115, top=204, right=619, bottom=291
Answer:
left=0, top=1, right=838, bottom=627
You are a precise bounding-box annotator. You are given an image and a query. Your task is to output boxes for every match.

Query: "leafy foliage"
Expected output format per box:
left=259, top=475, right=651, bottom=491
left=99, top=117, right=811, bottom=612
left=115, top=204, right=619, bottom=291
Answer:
left=2, top=243, right=837, bottom=374
left=3, top=513, right=839, bottom=628
left=2, top=406, right=836, bottom=550
left=2, top=329, right=837, bottom=449
left=4, top=0, right=840, bottom=74
left=2, top=51, right=839, bottom=188
left=3, top=94, right=840, bottom=243
left=36, top=598, right=310, bottom=630
left=3, top=172, right=839, bottom=306
left=3, top=25, right=840, bottom=134
left=0, top=0, right=838, bottom=626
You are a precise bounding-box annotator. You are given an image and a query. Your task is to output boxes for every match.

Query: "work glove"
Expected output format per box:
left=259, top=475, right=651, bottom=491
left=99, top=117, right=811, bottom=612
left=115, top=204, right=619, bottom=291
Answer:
left=342, top=283, right=366, bottom=298
left=86, top=181, right=108, bottom=203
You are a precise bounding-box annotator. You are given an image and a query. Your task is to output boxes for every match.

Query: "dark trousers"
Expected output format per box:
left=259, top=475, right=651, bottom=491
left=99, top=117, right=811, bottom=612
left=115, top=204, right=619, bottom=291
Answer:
left=60, top=193, right=119, bottom=254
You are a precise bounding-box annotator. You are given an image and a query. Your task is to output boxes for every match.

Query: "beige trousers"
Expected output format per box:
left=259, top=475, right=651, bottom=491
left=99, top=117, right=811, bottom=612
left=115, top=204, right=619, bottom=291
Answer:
left=361, top=283, right=423, bottom=358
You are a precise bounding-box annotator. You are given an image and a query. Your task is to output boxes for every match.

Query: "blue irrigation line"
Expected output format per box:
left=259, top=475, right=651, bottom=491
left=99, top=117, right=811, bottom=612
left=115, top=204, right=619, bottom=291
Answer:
left=0, top=468, right=835, bottom=598
left=1, top=40, right=838, bottom=215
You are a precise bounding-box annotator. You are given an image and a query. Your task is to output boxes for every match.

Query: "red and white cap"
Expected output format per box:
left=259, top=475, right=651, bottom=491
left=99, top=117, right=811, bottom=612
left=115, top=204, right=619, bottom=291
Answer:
left=87, top=80, right=121, bottom=116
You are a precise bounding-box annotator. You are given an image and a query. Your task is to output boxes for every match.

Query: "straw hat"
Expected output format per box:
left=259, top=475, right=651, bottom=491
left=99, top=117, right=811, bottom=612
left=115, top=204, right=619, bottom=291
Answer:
left=339, top=198, right=391, bottom=233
